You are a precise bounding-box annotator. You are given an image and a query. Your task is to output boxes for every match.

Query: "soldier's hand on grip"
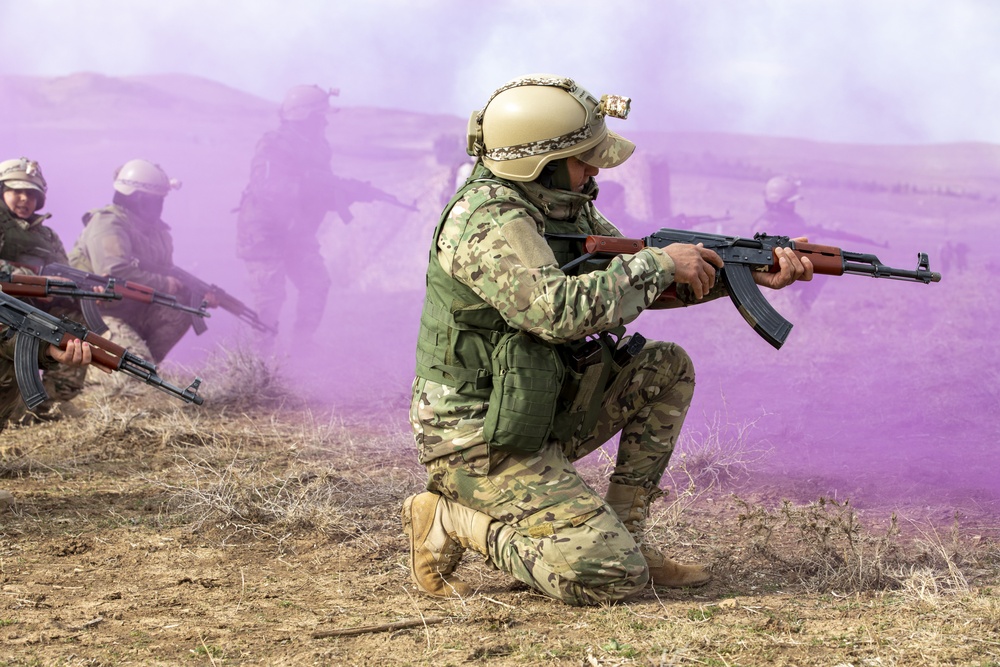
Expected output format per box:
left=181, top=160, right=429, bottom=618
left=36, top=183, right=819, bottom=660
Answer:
left=663, top=243, right=724, bottom=299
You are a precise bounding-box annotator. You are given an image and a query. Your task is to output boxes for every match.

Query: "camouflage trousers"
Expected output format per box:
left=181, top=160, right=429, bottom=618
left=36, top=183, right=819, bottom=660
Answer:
left=242, top=249, right=331, bottom=338
left=423, top=340, right=695, bottom=606
left=0, top=362, right=24, bottom=432
left=81, top=314, right=189, bottom=400
left=103, top=308, right=193, bottom=364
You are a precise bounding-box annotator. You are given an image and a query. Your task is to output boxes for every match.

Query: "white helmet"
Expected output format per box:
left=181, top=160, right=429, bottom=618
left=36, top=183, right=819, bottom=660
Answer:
left=764, top=176, right=802, bottom=205
left=113, top=159, right=181, bottom=197
left=468, top=74, right=635, bottom=181
left=0, top=157, right=48, bottom=209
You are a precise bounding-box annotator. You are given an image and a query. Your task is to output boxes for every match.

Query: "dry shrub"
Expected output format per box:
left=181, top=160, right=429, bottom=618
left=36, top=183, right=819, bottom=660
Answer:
left=666, top=405, right=773, bottom=494
left=153, top=453, right=358, bottom=543
left=725, top=495, right=998, bottom=599
left=143, top=408, right=421, bottom=547
left=731, top=496, right=904, bottom=591
left=189, top=343, right=300, bottom=411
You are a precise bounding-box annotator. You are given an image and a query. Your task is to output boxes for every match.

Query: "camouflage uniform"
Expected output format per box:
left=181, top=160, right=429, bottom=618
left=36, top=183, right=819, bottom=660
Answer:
left=235, top=122, right=335, bottom=336
left=410, top=164, right=714, bottom=605
left=67, top=204, right=191, bottom=363
left=0, top=203, right=87, bottom=415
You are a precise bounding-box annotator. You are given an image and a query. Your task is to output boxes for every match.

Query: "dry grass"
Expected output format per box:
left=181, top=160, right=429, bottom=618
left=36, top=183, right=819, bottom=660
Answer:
left=185, top=342, right=301, bottom=411
left=1, top=361, right=998, bottom=666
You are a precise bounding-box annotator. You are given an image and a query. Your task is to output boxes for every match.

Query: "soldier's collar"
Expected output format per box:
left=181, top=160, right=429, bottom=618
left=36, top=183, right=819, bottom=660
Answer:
left=515, top=179, right=594, bottom=220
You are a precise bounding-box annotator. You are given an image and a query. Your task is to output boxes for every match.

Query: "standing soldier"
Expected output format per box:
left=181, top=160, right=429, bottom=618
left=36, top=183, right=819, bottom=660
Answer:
left=68, top=159, right=213, bottom=369
left=234, top=84, right=339, bottom=341
left=402, top=75, right=811, bottom=606
left=235, top=85, right=415, bottom=343
left=0, top=157, right=88, bottom=421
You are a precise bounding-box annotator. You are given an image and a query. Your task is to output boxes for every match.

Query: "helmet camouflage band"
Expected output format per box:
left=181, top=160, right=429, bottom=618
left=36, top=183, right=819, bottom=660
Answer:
left=113, top=159, right=181, bottom=197
left=467, top=74, right=635, bottom=181
left=0, top=157, right=48, bottom=209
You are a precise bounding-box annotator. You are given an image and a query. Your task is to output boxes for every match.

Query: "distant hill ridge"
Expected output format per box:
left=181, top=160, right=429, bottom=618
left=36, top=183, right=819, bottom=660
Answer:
left=2, top=72, right=998, bottom=200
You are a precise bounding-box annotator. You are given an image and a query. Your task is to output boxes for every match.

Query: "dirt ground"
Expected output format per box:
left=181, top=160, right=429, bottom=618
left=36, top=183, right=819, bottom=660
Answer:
left=1, top=386, right=998, bottom=667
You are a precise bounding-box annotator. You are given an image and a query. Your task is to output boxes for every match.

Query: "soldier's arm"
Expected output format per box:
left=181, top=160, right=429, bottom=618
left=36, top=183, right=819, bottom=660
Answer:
left=446, top=200, right=674, bottom=344
left=81, top=218, right=173, bottom=293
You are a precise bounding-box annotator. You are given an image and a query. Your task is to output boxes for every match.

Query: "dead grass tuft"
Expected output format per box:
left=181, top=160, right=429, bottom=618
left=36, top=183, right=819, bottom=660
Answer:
left=666, top=403, right=773, bottom=494
left=189, top=342, right=301, bottom=411
left=719, top=495, right=996, bottom=602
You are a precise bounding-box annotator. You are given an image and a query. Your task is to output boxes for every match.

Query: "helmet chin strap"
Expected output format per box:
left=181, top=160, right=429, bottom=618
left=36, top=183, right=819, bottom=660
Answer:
left=114, top=191, right=165, bottom=221
left=536, top=159, right=573, bottom=191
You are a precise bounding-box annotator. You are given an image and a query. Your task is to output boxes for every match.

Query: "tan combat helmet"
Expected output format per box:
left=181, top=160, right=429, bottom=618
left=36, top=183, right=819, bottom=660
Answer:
left=0, top=157, right=48, bottom=209
left=764, top=175, right=802, bottom=206
left=468, top=74, right=635, bottom=181
left=280, top=85, right=340, bottom=121
left=113, top=159, right=181, bottom=197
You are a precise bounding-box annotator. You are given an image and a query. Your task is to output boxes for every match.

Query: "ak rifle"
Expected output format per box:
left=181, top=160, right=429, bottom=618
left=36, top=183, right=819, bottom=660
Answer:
left=554, top=229, right=941, bottom=349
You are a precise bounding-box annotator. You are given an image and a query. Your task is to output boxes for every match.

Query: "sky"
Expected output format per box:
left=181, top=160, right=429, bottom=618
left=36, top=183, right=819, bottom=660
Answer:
left=2, top=0, right=998, bottom=145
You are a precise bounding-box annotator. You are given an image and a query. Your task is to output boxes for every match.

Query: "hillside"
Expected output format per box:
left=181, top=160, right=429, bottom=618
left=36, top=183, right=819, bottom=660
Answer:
left=0, top=71, right=997, bottom=514
left=0, top=71, right=998, bottom=666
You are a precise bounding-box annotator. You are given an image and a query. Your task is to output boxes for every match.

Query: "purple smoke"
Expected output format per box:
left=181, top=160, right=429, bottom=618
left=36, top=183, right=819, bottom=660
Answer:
left=0, top=0, right=997, bottom=522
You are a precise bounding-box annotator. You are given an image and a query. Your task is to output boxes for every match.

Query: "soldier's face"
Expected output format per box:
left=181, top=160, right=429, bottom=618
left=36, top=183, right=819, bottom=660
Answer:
left=3, top=188, right=39, bottom=218
left=566, top=156, right=599, bottom=193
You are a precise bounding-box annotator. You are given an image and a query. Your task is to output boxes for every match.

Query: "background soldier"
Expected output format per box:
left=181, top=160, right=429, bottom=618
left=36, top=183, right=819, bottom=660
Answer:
left=0, top=157, right=88, bottom=421
left=235, top=84, right=414, bottom=344
left=235, top=84, right=340, bottom=342
left=403, top=75, right=811, bottom=606
left=68, top=159, right=213, bottom=371
left=752, top=175, right=883, bottom=312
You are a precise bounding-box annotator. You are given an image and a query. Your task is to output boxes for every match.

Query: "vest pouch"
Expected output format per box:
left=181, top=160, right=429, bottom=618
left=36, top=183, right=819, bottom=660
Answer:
left=483, top=331, right=565, bottom=452
left=550, top=336, right=616, bottom=442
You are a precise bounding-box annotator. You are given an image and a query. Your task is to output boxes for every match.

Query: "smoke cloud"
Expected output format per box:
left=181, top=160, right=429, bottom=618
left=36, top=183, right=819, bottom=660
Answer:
left=2, top=0, right=998, bottom=144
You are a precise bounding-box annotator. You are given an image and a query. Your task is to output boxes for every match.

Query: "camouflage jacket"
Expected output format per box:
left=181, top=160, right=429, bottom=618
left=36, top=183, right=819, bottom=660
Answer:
left=235, top=122, right=335, bottom=259
left=0, top=205, right=71, bottom=366
left=410, top=164, right=679, bottom=464
left=0, top=205, right=69, bottom=272
left=68, top=204, right=179, bottom=320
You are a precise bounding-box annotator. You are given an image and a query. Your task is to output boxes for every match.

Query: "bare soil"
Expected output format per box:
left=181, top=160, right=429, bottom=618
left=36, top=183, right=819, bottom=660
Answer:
left=1, top=392, right=998, bottom=667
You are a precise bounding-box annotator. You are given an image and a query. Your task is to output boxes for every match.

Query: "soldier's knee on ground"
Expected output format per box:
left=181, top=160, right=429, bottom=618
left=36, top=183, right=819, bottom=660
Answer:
left=496, top=508, right=649, bottom=606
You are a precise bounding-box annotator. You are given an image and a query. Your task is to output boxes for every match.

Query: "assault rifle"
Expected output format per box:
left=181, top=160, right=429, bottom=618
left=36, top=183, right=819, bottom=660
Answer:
left=168, top=267, right=276, bottom=335
left=38, top=263, right=210, bottom=334
left=0, top=290, right=204, bottom=407
left=0, top=270, right=122, bottom=335
left=554, top=229, right=941, bottom=350
left=329, top=176, right=418, bottom=224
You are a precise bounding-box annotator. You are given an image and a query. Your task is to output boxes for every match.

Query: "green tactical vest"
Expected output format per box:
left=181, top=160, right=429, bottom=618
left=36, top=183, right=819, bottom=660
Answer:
left=414, top=173, right=512, bottom=399
left=0, top=208, right=64, bottom=267
left=414, top=167, right=620, bottom=448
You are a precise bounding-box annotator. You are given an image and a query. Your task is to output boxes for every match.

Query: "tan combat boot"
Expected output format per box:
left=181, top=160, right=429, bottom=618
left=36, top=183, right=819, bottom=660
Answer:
left=401, top=492, right=493, bottom=598
left=605, top=482, right=711, bottom=588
